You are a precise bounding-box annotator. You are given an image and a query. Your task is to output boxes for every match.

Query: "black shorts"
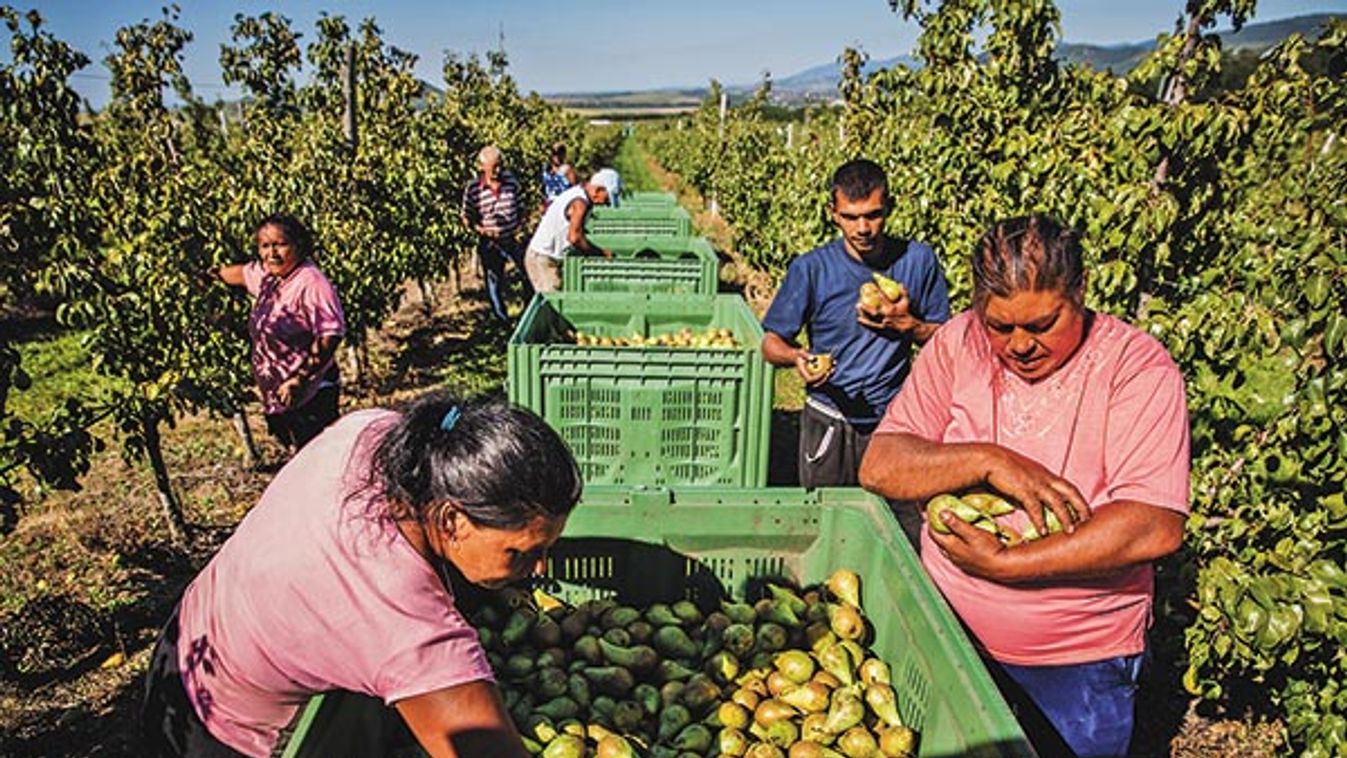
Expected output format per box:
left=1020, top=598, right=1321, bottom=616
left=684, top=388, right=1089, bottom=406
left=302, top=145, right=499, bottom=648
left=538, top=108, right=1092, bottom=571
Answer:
left=797, top=401, right=873, bottom=489
left=141, top=608, right=249, bottom=758
left=265, top=384, right=340, bottom=452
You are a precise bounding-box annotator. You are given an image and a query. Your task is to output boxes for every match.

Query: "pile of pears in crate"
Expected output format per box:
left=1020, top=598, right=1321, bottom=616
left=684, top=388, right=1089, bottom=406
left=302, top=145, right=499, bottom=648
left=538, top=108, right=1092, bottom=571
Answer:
left=469, top=569, right=918, bottom=758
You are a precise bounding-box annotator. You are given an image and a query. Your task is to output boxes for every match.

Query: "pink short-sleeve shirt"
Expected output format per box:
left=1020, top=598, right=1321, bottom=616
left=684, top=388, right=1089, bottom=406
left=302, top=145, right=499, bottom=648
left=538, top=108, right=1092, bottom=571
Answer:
left=242, top=260, right=346, bottom=415
left=877, top=310, right=1190, bottom=665
left=176, top=410, right=495, bottom=756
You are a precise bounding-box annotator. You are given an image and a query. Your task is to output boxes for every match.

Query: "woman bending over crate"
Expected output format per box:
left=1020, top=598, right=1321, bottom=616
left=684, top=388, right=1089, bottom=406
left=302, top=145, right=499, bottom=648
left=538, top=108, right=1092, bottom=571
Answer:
left=141, top=390, right=581, bottom=758
left=860, top=214, right=1189, bottom=758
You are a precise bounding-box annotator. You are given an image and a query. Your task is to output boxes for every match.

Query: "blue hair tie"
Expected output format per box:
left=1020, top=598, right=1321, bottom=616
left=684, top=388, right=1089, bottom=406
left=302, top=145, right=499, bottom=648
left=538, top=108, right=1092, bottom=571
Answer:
left=440, top=406, right=462, bottom=432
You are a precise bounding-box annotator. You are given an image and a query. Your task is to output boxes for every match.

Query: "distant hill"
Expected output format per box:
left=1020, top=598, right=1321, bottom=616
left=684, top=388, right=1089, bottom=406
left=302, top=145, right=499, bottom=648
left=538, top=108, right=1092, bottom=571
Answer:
left=549, top=12, right=1341, bottom=111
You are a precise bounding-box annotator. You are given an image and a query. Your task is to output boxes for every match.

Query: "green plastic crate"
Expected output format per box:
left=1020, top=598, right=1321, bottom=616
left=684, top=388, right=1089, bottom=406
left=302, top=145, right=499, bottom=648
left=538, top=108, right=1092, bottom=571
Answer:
left=563, top=234, right=719, bottom=294
left=507, top=292, right=772, bottom=487
left=620, top=191, right=678, bottom=207
left=587, top=205, right=691, bottom=237
left=280, top=487, right=1035, bottom=758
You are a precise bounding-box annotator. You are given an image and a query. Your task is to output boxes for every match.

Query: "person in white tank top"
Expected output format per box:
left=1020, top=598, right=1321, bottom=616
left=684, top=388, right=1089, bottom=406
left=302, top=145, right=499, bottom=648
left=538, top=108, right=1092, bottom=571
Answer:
left=524, top=168, right=620, bottom=292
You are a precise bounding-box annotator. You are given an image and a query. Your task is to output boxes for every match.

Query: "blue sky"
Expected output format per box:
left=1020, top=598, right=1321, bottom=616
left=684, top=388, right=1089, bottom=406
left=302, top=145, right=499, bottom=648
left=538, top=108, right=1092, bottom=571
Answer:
left=22, top=0, right=1347, bottom=107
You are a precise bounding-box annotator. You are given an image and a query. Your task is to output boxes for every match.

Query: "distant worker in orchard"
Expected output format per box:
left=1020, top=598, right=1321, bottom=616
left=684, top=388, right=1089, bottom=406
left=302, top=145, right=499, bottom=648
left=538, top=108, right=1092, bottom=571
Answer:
left=141, top=390, right=582, bottom=758
left=761, top=158, right=951, bottom=490
left=211, top=213, right=346, bottom=455
left=524, top=167, right=621, bottom=293
left=540, top=142, right=577, bottom=209
left=461, top=145, right=532, bottom=325
left=860, top=215, right=1190, bottom=757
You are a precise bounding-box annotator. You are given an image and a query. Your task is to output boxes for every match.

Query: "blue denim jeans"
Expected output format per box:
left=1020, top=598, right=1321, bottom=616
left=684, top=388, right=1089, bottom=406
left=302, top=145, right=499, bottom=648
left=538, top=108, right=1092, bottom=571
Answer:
left=476, top=235, right=530, bottom=322
left=992, top=652, right=1146, bottom=758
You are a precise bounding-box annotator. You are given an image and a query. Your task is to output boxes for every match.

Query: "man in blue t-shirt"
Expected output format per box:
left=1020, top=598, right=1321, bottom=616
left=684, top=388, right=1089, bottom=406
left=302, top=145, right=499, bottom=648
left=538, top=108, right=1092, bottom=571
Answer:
left=762, top=158, right=951, bottom=488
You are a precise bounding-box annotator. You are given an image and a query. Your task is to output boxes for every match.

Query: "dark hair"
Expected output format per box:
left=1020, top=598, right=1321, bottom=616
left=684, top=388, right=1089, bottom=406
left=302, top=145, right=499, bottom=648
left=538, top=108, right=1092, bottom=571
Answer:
left=829, top=158, right=889, bottom=206
left=358, top=391, right=582, bottom=531
left=254, top=213, right=315, bottom=260
left=550, top=143, right=567, bottom=162
left=971, top=215, right=1085, bottom=309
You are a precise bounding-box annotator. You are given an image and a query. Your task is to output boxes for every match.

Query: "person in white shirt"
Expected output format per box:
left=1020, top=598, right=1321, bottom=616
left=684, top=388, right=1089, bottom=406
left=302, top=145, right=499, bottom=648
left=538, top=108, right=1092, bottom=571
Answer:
left=524, top=168, right=620, bottom=292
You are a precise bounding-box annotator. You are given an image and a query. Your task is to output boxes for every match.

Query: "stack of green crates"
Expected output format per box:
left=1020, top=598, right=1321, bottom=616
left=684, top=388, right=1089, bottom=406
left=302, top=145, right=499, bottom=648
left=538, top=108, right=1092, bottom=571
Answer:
left=587, top=204, right=691, bottom=237
left=277, top=487, right=1035, bottom=757
left=508, top=292, right=772, bottom=488
left=564, top=234, right=719, bottom=294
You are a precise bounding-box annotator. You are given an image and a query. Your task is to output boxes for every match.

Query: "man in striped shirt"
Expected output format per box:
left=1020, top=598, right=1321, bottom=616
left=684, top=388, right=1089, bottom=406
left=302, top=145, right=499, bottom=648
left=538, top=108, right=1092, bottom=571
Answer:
left=461, top=145, right=532, bottom=324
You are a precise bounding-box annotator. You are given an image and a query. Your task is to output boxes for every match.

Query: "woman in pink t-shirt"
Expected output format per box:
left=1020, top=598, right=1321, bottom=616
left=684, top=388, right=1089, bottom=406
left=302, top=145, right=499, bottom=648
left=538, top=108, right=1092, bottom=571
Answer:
left=213, top=213, right=346, bottom=455
left=140, top=391, right=582, bottom=758
left=860, top=215, right=1190, bottom=757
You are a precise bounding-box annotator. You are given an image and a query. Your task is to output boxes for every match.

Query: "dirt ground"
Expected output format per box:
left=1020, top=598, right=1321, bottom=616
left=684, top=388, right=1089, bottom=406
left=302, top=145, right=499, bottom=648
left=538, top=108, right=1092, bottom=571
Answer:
left=0, top=251, right=1288, bottom=756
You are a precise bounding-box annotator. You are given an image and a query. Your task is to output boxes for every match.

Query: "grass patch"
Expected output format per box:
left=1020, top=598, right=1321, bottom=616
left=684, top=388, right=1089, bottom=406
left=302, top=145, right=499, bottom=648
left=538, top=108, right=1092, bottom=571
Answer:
left=612, top=133, right=661, bottom=192
left=9, top=330, right=119, bottom=424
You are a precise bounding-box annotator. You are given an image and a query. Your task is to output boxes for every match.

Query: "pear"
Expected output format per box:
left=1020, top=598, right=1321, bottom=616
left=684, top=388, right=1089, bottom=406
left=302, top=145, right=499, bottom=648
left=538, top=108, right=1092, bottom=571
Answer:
left=718, top=700, right=751, bottom=730
left=657, top=703, right=692, bottom=741
left=767, top=583, right=808, bottom=616
left=877, top=724, right=917, bottom=757
left=858, top=658, right=892, bottom=687
left=595, top=734, right=638, bottom=758
left=679, top=674, right=723, bottom=712
left=805, top=353, right=835, bottom=376
left=775, top=648, right=813, bottom=683
left=790, top=742, right=848, bottom=758
left=858, top=281, right=886, bottom=312
left=500, top=607, right=536, bottom=648
left=633, top=682, right=661, bottom=716
left=961, top=492, right=1015, bottom=516
left=532, top=615, right=563, bottom=649
left=766, top=669, right=795, bottom=697
left=864, top=682, right=904, bottom=728
left=706, top=649, right=741, bottom=685
left=872, top=272, right=906, bottom=301
left=600, top=605, right=641, bottom=630
left=723, top=623, right=756, bottom=657
left=755, top=597, right=802, bottom=627
left=746, top=744, right=786, bottom=758
left=800, top=712, right=835, bottom=744
left=625, top=619, right=654, bottom=645
left=582, top=666, right=635, bottom=697
left=720, top=600, right=758, bottom=625
left=824, top=569, right=862, bottom=609
left=730, top=685, right=761, bottom=711
left=610, top=699, right=644, bottom=732
left=532, top=667, right=570, bottom=699
left=755, top=622, right=789, bottom=652
left=533, top=695, right=581, bottom=721
left=828, top=604, right=866, bottom=642
left=540, top=733, right=585, bottom=758
left=817, top=642, right=856, bottom=686
left=753, top=698, right=799, bottom=727
left=764, top=718, right=800, bottom=748
left=823, top=689, right=865, bottom=734
left=656, top=657, right=699, bottom=683
left=780, top=680, right=832, bottom=713
left=574, top=635, right=603, bottom=665
left=522, top=713, right=558, bottom=744
left=719, top=726, right=751, bottom=757
left=652, top=624, right=700, bottom=659
left=838, top=725, right=880, bottom=757
left=597, top=639, right=658, bottom=674
left=925, top=493, right=980, bottom=533
left=645, top=603, right=681, bottom=627
left=565, top=672, right=590, bottom=707
left=671, top=723, right=714, bottom=752
left=671, top=599, right=704, bottom=625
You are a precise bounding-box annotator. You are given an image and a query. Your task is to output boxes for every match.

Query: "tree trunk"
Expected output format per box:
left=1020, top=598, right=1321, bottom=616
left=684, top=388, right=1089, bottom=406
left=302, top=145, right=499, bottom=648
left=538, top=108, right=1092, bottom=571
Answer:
left=231, top=409, right=260, bottom=469
left=143, top=413, right=189, bottom=550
